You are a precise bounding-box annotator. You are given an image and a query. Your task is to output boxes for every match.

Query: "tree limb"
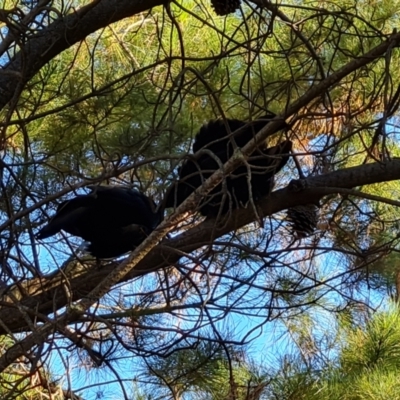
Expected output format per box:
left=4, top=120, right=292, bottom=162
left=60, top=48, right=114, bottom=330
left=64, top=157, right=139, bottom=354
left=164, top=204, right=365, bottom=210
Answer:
left=0, top=159, right=399, bottom=335
left=0, top=0, right=166, bottom=110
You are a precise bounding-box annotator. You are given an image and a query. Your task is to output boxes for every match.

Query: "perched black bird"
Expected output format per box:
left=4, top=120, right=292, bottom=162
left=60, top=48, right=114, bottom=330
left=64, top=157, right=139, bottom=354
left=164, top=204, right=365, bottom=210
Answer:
left=165, top=114, right=292, bottom=216
left=37, top=186, right=162, bottom=258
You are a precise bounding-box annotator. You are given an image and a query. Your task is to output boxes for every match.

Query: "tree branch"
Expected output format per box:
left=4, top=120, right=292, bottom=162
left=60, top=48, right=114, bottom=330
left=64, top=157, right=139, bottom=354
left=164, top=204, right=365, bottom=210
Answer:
left=0, top=0, right=166, bottom=110
left=0, top=159, right=399, bottom=334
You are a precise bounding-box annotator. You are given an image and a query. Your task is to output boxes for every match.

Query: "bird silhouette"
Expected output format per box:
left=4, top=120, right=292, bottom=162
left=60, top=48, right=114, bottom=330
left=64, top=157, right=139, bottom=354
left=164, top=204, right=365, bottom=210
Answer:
left=37, top=186, right=162, bottom=258
left=165, top=114, right=292, bottom=216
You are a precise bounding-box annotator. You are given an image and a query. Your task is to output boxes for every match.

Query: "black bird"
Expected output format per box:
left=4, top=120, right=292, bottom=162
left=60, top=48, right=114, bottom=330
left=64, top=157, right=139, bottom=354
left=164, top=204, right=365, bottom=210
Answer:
left=37, top=186, right=162, bottom=258
left=165, top=114, right=292, bottom=216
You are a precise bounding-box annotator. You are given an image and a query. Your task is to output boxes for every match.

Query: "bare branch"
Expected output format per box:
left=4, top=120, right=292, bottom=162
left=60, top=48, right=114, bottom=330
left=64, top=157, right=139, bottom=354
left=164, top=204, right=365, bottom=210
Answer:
left=0, top=0, right=166, bottom=110
left=0, top=158, right=399, bottom=337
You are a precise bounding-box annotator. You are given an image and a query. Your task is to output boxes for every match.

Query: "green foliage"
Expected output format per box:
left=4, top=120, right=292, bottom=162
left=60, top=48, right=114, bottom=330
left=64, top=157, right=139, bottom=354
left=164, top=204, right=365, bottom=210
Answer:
left=314, top=308, right=400, bottom=399
left=139, top=340, right=269, bottom=400
left=3, top=0, right=400, bottom=398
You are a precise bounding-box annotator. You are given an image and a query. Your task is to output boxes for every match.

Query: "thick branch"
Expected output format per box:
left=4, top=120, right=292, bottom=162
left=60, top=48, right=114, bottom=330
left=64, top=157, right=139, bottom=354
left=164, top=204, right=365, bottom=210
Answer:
left=0, top=0, right=166, bottom=110
left=0, top=159, right=399, bottom=334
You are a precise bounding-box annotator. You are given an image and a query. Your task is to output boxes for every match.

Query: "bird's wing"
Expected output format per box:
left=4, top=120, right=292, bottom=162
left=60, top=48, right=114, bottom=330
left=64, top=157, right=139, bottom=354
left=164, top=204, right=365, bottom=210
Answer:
left=90, top=186, right=160, bottom=229
left=193, top=118, right=247, bottom=153
left=37, top=196, right=95, bottom=239
left=193, top=114, right=281, bottom=153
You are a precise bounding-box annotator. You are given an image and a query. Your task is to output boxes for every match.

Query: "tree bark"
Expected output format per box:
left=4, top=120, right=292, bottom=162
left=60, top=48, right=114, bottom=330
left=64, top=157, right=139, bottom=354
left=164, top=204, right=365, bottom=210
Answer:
left=0, top=159, right=399, bottom=334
